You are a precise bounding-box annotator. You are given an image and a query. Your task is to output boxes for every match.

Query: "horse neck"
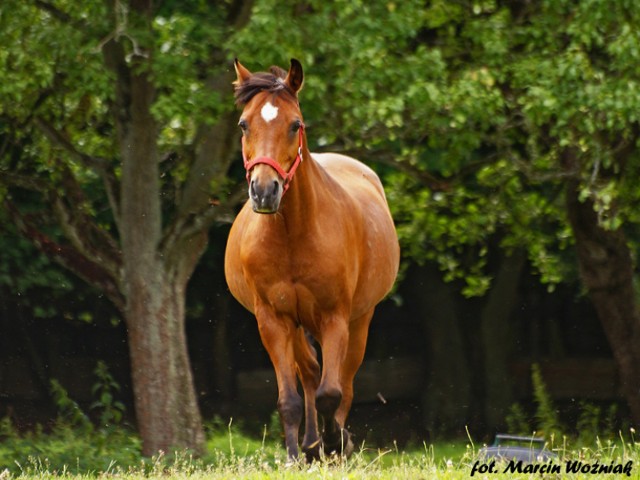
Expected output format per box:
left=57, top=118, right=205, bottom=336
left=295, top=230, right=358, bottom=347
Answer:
left=279, top=147, right=326, bottom=234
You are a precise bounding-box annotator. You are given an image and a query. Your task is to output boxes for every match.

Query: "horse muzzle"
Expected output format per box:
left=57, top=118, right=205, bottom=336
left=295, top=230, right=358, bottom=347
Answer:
left=249, top=176, right=282, bottom=214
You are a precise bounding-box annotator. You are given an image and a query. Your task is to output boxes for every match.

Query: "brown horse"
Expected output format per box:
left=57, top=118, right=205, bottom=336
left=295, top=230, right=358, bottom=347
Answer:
left=224, top=59, right=400, bottom=461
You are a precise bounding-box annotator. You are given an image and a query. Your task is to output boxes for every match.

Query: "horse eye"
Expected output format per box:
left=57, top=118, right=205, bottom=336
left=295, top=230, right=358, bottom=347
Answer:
left=291, top=120, right=302, bottom=132
left=238, top=119, right=248, bottom=132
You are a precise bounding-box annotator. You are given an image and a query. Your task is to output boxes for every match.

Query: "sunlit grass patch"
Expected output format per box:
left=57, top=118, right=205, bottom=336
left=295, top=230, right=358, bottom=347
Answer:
left=2, top=417, right=640, bottom=479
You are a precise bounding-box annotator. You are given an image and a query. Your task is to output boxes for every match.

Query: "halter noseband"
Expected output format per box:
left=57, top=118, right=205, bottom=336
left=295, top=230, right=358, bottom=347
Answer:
left=242, top=123, right=305, bottom=195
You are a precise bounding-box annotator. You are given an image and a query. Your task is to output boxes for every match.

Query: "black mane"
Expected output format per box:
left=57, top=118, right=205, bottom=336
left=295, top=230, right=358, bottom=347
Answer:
left=234, top=66, right=297, bottom=106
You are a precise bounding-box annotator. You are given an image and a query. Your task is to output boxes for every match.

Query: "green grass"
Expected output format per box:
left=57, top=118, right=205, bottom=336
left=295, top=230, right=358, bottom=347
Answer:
left=2, top=420, right=640, bottom=479
left=6, top=361, right=636, bottom=477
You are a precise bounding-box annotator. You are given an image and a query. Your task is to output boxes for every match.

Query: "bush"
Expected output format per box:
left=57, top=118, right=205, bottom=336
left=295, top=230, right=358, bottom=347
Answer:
left=0, top=362, right=285, bottom=475
left=0, top=362, right=142, bottom=474
left=505, top=363, right=622, bottom=448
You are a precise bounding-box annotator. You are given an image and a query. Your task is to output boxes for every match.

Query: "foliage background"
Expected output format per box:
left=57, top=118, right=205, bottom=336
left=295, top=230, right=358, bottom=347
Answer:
left=1, top=0, right=639, bottom=456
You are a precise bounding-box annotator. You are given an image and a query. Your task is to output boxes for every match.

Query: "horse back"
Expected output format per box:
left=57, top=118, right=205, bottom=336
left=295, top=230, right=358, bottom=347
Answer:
left=312, top=152, right=387, bottom=202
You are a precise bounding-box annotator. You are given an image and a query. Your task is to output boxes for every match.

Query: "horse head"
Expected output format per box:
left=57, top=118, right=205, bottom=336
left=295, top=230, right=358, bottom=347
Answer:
left=234, top=58, right=306, bottom=214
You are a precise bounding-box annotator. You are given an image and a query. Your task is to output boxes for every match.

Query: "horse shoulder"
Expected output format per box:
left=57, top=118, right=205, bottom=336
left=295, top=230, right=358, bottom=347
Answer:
left=224, top=202, right=263, bottom=314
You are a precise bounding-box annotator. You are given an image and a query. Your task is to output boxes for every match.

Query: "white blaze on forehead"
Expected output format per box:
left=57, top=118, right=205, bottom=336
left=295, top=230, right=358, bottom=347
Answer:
left=260, top=101, right=279, bottom=122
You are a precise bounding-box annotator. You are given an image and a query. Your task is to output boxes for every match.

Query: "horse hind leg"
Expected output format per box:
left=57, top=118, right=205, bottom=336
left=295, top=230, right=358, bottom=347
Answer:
left=293, top=327, right=321, bottom=462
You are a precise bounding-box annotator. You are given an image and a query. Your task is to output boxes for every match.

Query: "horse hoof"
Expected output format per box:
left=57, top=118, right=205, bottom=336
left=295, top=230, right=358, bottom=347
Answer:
left=342, top=430, right=355, bottom=458
left=302, top=439, right=321, bottom=463
left=323, top=428, right=354, bottom=458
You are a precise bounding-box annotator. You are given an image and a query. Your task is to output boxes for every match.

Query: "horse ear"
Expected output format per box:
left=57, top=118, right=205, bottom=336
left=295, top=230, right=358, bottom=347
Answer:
left=284, top=58, right=304, bottom=94
left=234, top=58, right=252, bottom=86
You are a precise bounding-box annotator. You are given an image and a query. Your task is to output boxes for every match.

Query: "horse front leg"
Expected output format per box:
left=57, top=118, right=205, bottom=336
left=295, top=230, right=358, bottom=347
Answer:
left=256, top=309, right=303, bottom=460
left=333, top=308, right=375, bottom=456
left=294, top=327, right=321, bottom=462
left=315, top=315, right=351, bottom=456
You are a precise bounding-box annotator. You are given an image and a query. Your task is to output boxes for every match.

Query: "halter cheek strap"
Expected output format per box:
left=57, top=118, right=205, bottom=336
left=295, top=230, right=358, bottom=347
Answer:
left=242, top=124, right=305, bottom=195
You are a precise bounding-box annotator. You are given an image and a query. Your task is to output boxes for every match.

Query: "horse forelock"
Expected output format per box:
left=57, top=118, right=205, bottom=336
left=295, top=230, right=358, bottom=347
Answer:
left=234, top=71, right=297, bottom=106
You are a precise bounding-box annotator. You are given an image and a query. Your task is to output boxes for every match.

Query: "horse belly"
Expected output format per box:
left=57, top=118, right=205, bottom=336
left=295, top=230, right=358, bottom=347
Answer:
left=350, top=203, right=400, bottom=317
left=316, top=152, right=400, bottom=311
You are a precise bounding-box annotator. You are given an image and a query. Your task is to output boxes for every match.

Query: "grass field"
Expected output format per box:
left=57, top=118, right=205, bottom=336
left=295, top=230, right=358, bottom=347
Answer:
left=2, top=421, right=640, bottom=479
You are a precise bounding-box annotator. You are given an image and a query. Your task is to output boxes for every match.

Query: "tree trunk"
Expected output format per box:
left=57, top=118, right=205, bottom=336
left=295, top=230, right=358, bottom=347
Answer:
left=110, top=4, right=207, bottom=452
left=566, top=179, right=640, bottom=425
left=480, top=250, right=526, bottom=429
left=126, top=263, right=206, bottom=455
left=406, top=264, right=472, bottom=434
left=117, top=76, right=207, bottom=454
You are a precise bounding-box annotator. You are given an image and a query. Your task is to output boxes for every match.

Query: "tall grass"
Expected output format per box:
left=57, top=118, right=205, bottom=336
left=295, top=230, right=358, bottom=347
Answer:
left=2, top=364, right=638, bottom=478
left=2, top=417, right=639, bottom=479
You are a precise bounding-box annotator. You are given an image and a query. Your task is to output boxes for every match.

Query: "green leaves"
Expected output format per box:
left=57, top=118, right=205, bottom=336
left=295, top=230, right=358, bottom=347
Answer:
left=3, top=0, right=639, bottom=302
left=152, top=11, right=228, bottom=133
left=223, top=0, right=640, bottom=296
left=91, top=361, right=126, bottom=427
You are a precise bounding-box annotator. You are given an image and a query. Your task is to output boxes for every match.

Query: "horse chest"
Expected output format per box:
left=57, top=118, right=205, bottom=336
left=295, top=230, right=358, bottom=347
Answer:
left=242, top=239, right=349, bottom=323
left=252, top=249, right=345, bottom=300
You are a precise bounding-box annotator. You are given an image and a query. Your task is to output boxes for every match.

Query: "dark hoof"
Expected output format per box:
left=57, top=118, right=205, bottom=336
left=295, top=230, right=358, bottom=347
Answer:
left=302, top=439, right=321, bottom=463
left=323, top=428, right=354, bottom=458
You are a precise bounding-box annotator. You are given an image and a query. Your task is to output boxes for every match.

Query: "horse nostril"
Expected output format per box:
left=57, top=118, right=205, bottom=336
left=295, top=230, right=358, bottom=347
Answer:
left=250, top=179, right=257, bottom=198
left=272, top=181, right=279, bottom=195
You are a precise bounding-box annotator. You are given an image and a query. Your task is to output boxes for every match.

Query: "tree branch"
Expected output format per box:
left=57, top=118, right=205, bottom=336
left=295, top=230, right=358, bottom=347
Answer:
left=160, top=0, right=256, bottom=247
left=159, top=182, right=246, bottom=261
left=34, top=117, right=122, bottom=227
left=163, top=72, right=243, bottom=255
left=6, top=199, right=125, bottom=311
left=1, top=161, right=123, bottom=301
left=49, top=163, right=122, bottom=281
left=179, top=105, right=239, bottom=213
left=30, top=0, right=89, bottom=31
left=32, top=0, right=74, bottom=23
left=0, top=171, right=50, bottom=192
left=227, top=0, right=256, bottom=30
left=34, top=118, right=108, bottom=169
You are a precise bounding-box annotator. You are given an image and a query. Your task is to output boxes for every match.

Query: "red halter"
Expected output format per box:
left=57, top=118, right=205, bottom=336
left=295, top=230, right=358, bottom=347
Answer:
left=242, top=124, right=305, bottom=195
